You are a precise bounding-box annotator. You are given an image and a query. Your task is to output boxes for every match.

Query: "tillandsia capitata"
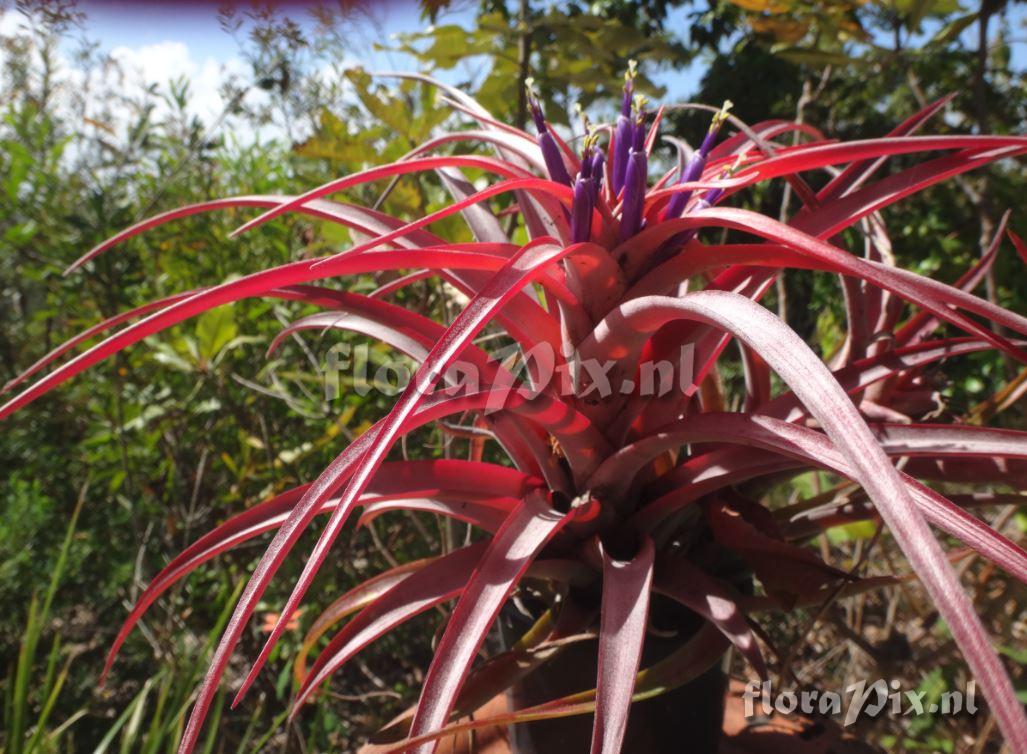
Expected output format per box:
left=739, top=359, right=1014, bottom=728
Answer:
left=5, top=63, right=1027, bottom=753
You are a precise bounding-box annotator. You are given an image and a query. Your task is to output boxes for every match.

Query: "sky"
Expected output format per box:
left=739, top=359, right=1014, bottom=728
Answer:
left=0, top=0, right=705, bottom=135
left=0, top=0, right=1022, bottom=140
left=73, top=0, right=447, bottom=67
left=68, top=1, right=704, bottom=92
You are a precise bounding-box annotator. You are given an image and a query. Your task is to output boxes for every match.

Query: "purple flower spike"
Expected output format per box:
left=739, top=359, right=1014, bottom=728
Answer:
left=570, top=173, right=596, bottom=244
left=539, top=131, right=572, bottom=186
left=652, top=182, right=729, bottom=269
left=698, top=99, right=732, bottom=155
left=664, top=100, right=732, bottom=220
left=620, top=63, right=636, bottom=118
left=611, top=61, right=638, bottom=197
left=618, top=150, right=646, bottom=242
left=589, top=148, right=605, bottom=201
left=611, top=116, right=632, bottom=195
left=526, top=78, right=572, bottom=187
left=619, top=101, right=648, bottom=242
left=570, top=139, right=601, bottom=243
left=528, top=94, right=547, bottom=134
left=694, top=186, right=724, bottom=211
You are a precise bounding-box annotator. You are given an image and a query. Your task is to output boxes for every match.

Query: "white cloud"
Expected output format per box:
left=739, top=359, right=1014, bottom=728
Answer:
left=0, top=7, right=260, bottom=137
left=108, top=41, right=249, bottom=126
left=0, top=8, right=26, bottom=37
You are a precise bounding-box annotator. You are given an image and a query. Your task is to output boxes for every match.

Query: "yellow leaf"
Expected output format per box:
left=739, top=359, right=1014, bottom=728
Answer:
left=750, top=16, right=810, bottom=42
left=727, top=0, right=793, bottom=14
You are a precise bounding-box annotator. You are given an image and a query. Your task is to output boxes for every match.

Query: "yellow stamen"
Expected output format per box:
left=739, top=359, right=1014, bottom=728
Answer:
left=625, top=59, right=638, bottom=83
left=709, top=100, right=734, bottom=133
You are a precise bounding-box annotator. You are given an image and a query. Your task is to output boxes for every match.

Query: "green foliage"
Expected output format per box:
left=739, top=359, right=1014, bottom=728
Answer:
left=2, top=492, right=82, bottom=754
left=391, top=5, right=690, bottom=124
left=1, top=0, right=1024, bottom=750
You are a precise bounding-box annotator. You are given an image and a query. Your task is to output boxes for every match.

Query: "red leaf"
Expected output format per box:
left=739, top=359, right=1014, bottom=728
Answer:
left=817, top=95, right=955, bottom=202
left=763, top=337, right=1010, bottom=422
left=102, top=459, right=537, bottom=684
left=231, top=159, right=546, bottom=238
left=170, top=389, right=552, bottom=754
left=406, top=491, right=571, bottom=754
left=231, top=237, right=588, bottom=718
left=405, top=130, right=547, bottom=175
left=793, top=146, right=1027, bottom=239
left=869, top=423, right=1027, bottom=460
left=356, top=496, right=514, bottom=534
left=294, top=543, right=489, bottom=711
left=625, top=411, right=1027, bottom=586
left=294, top=558, right=431, bottom=684
left=896, top=211, right=1011, bottom=346
left=735, top=135, right=1027, bottom=187
left=590, top=536, right=654, bottom=754
left=706, top=497, right=851, bottom=601
left=309, top=179, right=573, bottom=273
left=436, top=165, right=513, bottom=244
left=655, top=555, right=767, bottom=679
left=0, top=246, right=566, bottom=421
left=1009, top=230, right=1027, bottom=268
left=1, top=288, right=201, bottom=394
left=581, top=290, right=1027, bottom=747
left=66, top=195, right=446, bottom=274
left=368, top=622, right=729, bottom=754
left=616, top=208, right=1027, bottom=362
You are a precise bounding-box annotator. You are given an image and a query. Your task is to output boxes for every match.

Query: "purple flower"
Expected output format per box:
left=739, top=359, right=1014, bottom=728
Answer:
left=610, top=61, right=637, bottom=197
left=526, top=79, right=572, bottom=187
left=589, top=148, right=605, bottom=203
left=618, top=103, right=648, bottom=242
left=693, top=186, right=724, bottom=211
left=570, top=175, right=595, bottom=244
left=663, top=101, right=732, bottom=220
left=663, top=151, right=704, bottom=221
left=649, top=182, right=728, bottom=271
left=570, top=137, right=607, bottom=244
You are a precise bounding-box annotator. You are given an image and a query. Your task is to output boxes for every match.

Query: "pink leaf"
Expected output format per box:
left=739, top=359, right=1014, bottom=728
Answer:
left=231, top=238, right=589, bottom=718
left=102, top=459, right=536, bottom=683
left=590, top=536, right=654, bottom=754
left=654, top=555, right=767, bottom=679
left=230, top=156, right=534, bottom=237
left=407, top=491, right=571, bottom=754
left=293, top=542, right=489, bottom=711
left=582, top=290, right=1027, bottom=747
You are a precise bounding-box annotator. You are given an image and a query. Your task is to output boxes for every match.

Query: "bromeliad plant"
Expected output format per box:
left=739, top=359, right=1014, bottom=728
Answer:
left=5, top=66, right=1027, bottom=752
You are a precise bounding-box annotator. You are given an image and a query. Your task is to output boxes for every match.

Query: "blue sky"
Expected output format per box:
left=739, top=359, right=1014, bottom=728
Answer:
left=1, top=0, right=1022, bottom=135
left=69, top=0, right=1027, bottom=75
left=74, top=0, right=439, bottom=65
left=65, top=0, right=705, bottom=112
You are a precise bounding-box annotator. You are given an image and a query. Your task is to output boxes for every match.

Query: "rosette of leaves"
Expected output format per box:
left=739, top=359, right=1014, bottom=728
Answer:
left=5, top=68, right=1027, bottom=753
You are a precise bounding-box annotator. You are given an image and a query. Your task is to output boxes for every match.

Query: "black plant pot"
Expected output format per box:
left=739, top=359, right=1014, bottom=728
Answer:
left=502, top=594, right=728, bottom=754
